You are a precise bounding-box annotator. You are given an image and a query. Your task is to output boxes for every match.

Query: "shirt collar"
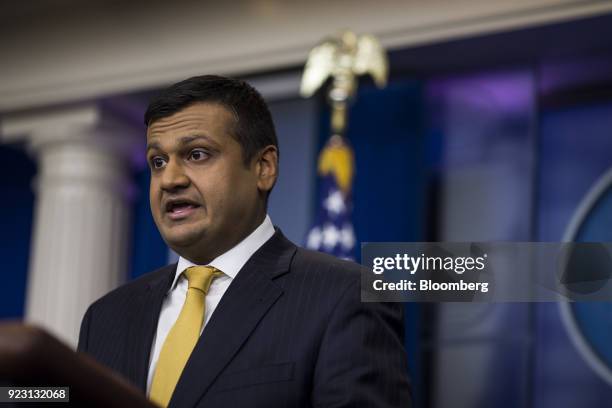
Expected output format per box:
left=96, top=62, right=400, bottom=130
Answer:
left=170, top=215, right=275, bottom=292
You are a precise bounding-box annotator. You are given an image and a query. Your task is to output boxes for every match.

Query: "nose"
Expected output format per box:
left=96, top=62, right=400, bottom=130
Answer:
left=160, top=159, right=190, bottom=192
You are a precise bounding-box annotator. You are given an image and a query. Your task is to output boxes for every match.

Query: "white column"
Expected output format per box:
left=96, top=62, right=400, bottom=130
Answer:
left=1, top=105, right=141, bottom=347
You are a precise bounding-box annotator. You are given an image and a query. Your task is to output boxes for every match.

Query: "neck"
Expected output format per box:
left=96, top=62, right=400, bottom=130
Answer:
left=177, top=211, right=267, bottom=265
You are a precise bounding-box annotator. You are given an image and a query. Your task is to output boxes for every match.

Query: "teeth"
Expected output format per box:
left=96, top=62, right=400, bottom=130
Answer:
left=167, top=201, right=195, bottom=212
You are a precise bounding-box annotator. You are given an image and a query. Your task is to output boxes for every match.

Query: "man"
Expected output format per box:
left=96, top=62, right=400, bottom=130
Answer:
left=78, top=75, right=411, bottom=407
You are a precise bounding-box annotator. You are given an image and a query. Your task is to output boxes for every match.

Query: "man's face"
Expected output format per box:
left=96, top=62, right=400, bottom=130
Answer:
left=146, top=102, right=274, bottom=263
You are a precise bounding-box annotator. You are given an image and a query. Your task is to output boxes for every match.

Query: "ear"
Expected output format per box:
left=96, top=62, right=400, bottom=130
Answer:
left=255, top=145, right=278, bottom=193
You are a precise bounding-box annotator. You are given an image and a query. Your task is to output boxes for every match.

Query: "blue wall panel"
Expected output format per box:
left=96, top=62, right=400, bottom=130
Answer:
left=534, top=101, right=612, bottom=408
left=0, top=145, right=35, bottom=318
left=130, top=168, right=169, bottom=279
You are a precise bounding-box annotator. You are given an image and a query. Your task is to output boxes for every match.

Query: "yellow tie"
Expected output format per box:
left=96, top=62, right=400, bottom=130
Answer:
left=149, top=266, right=223, bottom=407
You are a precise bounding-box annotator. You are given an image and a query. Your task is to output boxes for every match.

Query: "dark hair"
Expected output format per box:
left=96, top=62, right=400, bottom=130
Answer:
left=144, top=75, right=278, bottom=166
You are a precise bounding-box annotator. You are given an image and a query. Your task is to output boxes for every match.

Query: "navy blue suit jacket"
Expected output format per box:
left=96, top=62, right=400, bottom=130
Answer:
left=78, top=230, right=412, bottom=407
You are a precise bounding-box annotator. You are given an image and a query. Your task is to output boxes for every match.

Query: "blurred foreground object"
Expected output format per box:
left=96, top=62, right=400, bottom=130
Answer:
left=301, top=30, right=388, bottom=259
left=0, top=323, right=155, bottom=408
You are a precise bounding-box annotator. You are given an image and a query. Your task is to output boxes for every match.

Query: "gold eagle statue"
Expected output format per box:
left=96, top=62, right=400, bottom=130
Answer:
left=300, top=30, right=388, bottom=99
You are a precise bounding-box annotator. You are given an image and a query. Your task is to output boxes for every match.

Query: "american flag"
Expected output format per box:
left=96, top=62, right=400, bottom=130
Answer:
left=305, top=137, right=356, bottom=260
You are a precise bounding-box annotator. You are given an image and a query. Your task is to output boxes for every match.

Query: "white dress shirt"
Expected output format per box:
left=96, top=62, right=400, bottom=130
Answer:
left=146, top=215, right=275, bottom=394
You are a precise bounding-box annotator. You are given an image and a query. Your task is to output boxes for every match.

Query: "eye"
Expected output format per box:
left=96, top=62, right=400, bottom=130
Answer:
left=150, top=156, right=167, bottom=169
left=189, top=149, right=209, bottom=161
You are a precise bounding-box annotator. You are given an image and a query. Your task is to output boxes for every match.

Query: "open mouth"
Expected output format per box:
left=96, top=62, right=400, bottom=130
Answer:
left=165, top=200, right=201, bottom=219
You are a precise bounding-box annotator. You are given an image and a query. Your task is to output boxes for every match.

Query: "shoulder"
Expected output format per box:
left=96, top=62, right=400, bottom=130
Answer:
left=288, top=246, right=364, bottom=294
left=86, top=264, right=174, bottom=313
left=289, top=247, right=404, bottom=337
left=264, top=230, right=363, bottom=291
left=292, top=246, right=362, bottom=275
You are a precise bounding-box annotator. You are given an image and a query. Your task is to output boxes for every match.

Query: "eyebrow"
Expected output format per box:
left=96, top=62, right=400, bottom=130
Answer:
left=146, top=134, right=216, bottom=153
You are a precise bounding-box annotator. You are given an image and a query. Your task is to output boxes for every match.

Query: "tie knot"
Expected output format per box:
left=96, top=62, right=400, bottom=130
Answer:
left=184, top=266, right=223, bottom=294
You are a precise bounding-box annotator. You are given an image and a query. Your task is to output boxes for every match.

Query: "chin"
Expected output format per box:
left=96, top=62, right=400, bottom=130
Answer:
left=162, top=227, right=204, bottom=250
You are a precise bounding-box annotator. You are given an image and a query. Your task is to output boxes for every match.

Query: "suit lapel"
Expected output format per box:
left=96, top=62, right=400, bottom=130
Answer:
left=169, top=230, right=296, bottom=408
left=125, top=264, right=176, bottom=391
